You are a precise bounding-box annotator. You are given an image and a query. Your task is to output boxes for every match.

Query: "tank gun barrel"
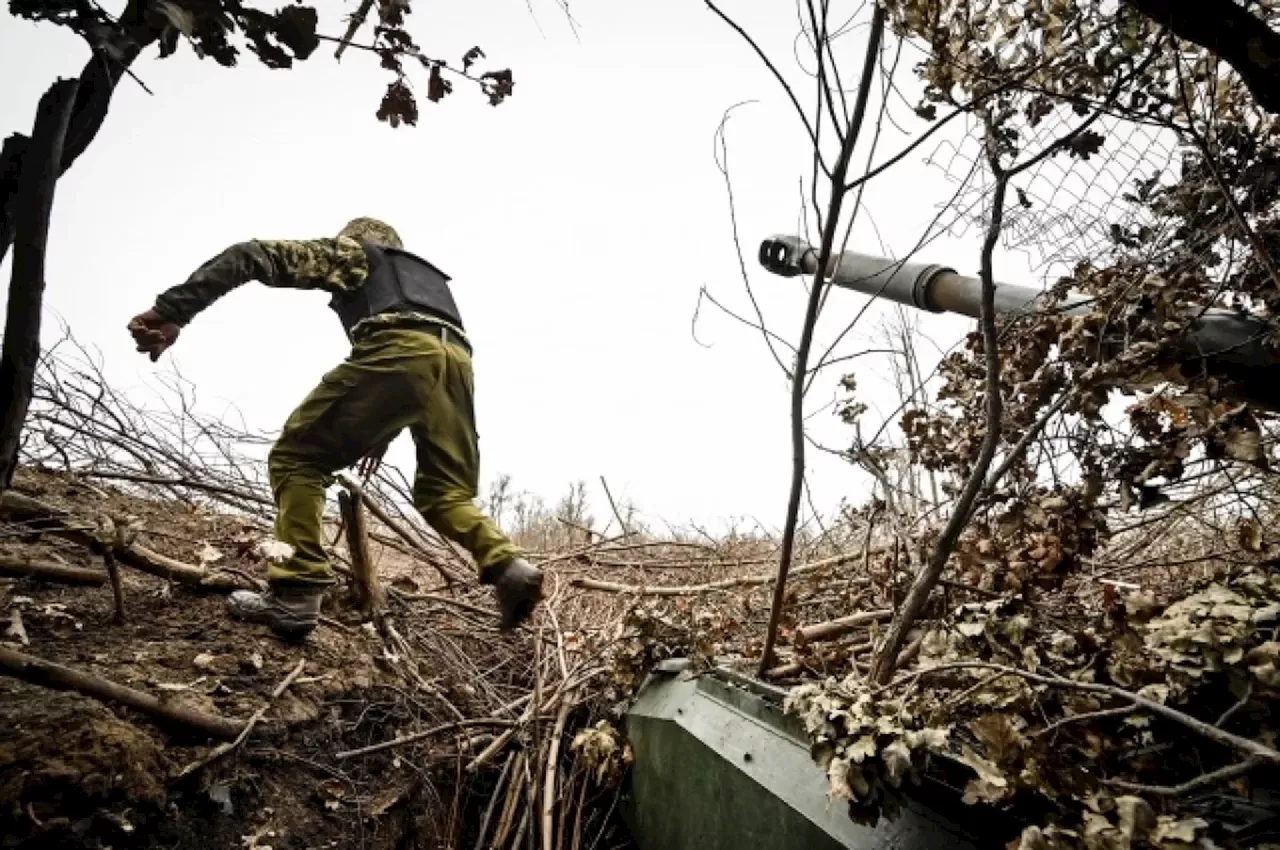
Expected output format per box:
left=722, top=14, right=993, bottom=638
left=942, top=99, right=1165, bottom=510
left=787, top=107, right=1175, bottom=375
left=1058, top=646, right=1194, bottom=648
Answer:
left=757, top=235, right=1280, bottom=411
left=757, top=234, right=1097, bottom=318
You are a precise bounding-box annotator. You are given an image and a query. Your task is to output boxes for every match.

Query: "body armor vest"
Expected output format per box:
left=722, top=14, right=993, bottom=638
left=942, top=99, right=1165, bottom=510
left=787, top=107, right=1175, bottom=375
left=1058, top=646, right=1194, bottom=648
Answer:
left=329, top=242, right=465, bottom=338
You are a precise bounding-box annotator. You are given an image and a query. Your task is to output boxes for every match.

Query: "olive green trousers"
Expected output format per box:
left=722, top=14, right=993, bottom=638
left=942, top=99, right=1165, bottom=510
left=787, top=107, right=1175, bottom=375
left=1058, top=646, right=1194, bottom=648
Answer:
left=266, top=327, right=521, bottom=588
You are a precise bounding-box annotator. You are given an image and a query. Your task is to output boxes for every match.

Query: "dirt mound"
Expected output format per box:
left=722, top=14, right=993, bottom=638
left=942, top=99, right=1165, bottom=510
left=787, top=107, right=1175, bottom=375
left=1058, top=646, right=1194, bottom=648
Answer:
left=0, top=469, right=633, bottom=849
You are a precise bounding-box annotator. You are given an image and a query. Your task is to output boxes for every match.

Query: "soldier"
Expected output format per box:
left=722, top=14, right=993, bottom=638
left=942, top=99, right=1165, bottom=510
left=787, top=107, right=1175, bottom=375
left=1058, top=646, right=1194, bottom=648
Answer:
left=126, top=217, right=543, bottom=639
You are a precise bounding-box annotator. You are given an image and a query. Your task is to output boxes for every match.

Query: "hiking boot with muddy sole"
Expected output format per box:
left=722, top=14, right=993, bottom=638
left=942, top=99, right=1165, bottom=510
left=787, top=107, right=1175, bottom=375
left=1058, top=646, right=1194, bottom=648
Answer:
left=226, top=586, right=322, bottom=639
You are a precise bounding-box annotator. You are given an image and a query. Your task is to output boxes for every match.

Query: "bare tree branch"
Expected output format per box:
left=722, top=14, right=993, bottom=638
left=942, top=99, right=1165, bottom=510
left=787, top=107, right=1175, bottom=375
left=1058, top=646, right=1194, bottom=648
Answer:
left=760, top=4, right=887, bottom=674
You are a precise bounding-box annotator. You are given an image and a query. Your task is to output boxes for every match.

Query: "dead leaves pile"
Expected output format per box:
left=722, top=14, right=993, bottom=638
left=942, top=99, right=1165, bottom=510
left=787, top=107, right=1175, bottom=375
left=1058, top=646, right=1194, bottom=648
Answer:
left=570, top=721, right=632, bottom=788
left=1110, top=568, right=1280, bottom=698
left=782, top=566, right=1280, bottom=850
left=1021, top=798, right=1218, bottom=850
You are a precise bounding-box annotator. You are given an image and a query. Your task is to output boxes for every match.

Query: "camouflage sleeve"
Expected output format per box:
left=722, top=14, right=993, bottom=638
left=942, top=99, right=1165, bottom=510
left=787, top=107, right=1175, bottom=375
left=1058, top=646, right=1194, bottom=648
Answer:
left=152, top=237, right=370, bottom=326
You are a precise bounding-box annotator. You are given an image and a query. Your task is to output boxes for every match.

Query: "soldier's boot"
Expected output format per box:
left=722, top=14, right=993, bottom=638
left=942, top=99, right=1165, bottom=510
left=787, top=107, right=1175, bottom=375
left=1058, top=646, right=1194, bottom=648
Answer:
left=226, top=585, right=323, bottom=639
left=485, top=557, right=544, bottom=631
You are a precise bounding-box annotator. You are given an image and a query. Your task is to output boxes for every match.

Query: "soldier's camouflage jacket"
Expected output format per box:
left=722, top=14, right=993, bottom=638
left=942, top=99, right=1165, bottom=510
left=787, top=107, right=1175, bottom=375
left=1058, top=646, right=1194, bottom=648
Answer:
left=153, top=238, right=369, bottom=326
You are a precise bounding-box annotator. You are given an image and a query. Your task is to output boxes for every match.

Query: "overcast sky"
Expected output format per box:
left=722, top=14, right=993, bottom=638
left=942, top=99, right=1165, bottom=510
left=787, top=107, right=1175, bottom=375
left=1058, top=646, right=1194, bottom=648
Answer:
left=1, top=0, right=1070, bottom=534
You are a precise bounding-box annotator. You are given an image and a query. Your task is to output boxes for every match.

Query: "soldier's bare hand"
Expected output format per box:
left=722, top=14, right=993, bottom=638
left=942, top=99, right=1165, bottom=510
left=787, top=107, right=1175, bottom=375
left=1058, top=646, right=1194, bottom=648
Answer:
left=127, top=309, right=180, bottom=362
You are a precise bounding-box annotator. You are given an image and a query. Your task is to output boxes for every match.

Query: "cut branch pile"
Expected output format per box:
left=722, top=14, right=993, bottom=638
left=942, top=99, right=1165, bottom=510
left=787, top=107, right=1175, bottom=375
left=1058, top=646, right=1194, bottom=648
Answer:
left=0, top=337, right=877, bottom=848
left=7, top=332, right=1280, bottom=850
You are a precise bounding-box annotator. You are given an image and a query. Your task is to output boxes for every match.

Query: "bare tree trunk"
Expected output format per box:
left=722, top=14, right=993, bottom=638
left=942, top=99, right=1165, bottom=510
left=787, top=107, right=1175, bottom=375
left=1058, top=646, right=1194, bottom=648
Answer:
left=0, top=1, right=159, bottom=267
left=758, top=5, right=887, bottom=675
left=0, top=79, right=80, bottom=493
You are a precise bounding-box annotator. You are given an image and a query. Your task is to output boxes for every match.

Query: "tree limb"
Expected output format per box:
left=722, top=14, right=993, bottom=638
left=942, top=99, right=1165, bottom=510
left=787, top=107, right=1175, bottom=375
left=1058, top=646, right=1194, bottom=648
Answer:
left=334, top=718, right=514, bottom=760
left=0, top=555, right=106, bottom=586
left=336, top=472, right=462, bottom=587
left=869, top=122, right=1009, bottom=684
left=1123, top=0, right=1280, bottom=115
left=896, top=661, right=1280, bottom=766
left=759, top=4, right=887, bottom=676
left=794, top=609, right=892, bottom=646
left=0, top=79, right=79, bottom=492
left=1103, top=759, right=1263, bottom=797
left=338, top=489, right=384, bottom=617
left=0, top=3, right=161, bottom=265
left=0, top=645, right=246, bottom=740
left=0, top=490, right=246, bottom=590
left=570, top=549, right=874, bottom=596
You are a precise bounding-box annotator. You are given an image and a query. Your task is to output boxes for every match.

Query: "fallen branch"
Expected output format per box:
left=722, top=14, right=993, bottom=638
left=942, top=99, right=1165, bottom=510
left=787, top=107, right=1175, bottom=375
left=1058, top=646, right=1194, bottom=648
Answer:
left=103, top=549, right=124, bottom=624
left=532, top=533, right=634, bottom=569
left=77, top=470, right=271, bottom=507
left=0, top=645, right=245, bottom=740
left=570, top=550, right=871, bottom=596
left=177, top=658, right=307, bottom=778
left=334, top=717, right=514, bottom=760
left=588, top=557, right=771, bottom=570
left=0, top=491, right=246, bottom=591
left=0, top=555, right=105, bottom=585
left=600, top=476, right=629, bottom=536
left=793, top=609, right=891, bottom=646
left=894, top=631, right=926, bottom=669
left=176, top=707, right=266, bottom=778
left=467, top=685, right=572, bottom=773
left=542, top=692, right=574, bottom=850
left=1033, top=705, right=1138, bottom=738
left=900, top=661, right=1280, bottom=766
left=389, top=586, right=495, bottom=621
left=493, top=753, right=527, bottom=849
left=1217, top=683, right=1254, bottom=728
left=763, top=660, right=805, bottom=679
left=473, top=751, right=516, bottom=850
left=272, top=658, right=308, bottom=699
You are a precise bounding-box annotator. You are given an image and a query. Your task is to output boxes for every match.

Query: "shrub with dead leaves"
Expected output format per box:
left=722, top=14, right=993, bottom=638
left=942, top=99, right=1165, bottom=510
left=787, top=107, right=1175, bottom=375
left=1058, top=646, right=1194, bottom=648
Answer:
left=783, top=565, right=1280, bottom=849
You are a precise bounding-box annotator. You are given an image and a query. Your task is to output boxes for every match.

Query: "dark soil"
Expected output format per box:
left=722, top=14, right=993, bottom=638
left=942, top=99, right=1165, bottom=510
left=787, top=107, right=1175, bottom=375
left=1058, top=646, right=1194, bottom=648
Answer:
left=0, top=470, right=520, bottom=849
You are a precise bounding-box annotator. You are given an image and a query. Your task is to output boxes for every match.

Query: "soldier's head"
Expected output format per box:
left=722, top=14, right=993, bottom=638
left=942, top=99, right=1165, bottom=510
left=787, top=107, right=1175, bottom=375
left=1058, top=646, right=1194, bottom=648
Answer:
left=338, top=217, right=403, bottom=249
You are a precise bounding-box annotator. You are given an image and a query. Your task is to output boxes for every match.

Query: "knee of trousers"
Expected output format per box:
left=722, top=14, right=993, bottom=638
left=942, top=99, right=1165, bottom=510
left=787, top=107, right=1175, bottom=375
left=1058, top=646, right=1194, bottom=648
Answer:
left=268, top=438, right=330, bottom=488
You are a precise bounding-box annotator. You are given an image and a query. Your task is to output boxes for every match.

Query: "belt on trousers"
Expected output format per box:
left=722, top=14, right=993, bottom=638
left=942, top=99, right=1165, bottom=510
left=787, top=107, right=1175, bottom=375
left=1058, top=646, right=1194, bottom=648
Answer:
left=352, top=313, right=472, bottom=354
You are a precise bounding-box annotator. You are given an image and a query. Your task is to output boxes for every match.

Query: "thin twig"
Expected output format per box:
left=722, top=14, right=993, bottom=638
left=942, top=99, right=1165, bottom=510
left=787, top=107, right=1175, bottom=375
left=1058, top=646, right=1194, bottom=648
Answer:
left=1103, top=759, right=1262, bottom=797
left=759, top=4, right=887, bottom=675
left=334, top=718, right=515, bottom=760
left=1216, top=683, right=1254, bottom=728
left=272, top=659, right=308, bottom=699
left=869, top=115, right=1010, bottom=684
left=1033, top=704, right=1138, bottom=738
left=895, top=661, right=1280, bottom=766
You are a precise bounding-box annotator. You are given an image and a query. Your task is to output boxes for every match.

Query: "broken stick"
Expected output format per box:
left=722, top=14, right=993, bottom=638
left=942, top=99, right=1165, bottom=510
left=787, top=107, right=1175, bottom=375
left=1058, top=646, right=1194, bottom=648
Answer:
left=338, top=489, right=384, bottom=617
left=0, top=492, right=247, bottom=591
left=177, top=658, right=307, bottom=778
left=569, top=550, right=876, bottom=596
left=0, top=555, right=105, bottom=586
left=793, top=609, right=892, bottom=647
left=334, top=717, right=514, bottom=760
left=0, top=645, right=245, bottom=740
left=103, top=549, right=124, bottom=624
left=542, top=691, right=574, bottom=850
left=335, top=472, right=461, bottom=587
